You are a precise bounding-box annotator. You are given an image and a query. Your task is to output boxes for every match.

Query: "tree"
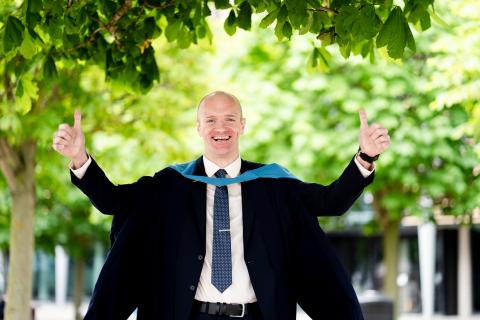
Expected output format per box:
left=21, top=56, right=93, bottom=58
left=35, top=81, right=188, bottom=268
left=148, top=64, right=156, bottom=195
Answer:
left=1, top=0, right=434, bottom=97
left=200, top=20, right=479, bottom=318
left=0, top=0, right=443, bottom=318
left=0, top=25, right=212, bottom=318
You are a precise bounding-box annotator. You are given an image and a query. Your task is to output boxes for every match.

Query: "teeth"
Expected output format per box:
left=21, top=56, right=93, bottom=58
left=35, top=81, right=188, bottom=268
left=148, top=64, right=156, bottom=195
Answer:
left=213, top=136, right=230, bottom=141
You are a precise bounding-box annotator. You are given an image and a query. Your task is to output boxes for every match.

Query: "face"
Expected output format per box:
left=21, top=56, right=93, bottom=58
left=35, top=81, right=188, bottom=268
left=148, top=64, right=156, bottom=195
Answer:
left=197, top=93, right=245, bottom=163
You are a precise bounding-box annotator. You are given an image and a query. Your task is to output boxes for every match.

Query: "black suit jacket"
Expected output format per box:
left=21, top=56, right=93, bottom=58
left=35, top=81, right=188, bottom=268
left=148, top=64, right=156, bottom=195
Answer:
left=71, top=156, right=374, bottom=320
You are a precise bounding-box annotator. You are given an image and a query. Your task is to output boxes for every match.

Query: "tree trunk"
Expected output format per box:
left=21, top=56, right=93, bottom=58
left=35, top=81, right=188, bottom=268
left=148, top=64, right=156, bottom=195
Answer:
left=383, top=219, right=400, bottom=318
left=372, top=192, right=400, bottom=319
left=0, top=139, right=36, bottom=320
left=73, top=258, right=85, bottom=320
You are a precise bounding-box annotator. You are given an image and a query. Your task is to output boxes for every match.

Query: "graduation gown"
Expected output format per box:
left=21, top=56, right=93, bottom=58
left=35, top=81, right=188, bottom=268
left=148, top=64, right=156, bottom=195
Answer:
left=71, top=156, right=373, bottom=320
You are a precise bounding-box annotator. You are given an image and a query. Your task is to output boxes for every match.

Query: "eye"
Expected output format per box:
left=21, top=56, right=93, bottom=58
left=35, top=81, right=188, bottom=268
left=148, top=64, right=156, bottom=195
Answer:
left=226, top=118, right=235, bottom=122
left=206, top=119, right=215, bottom=124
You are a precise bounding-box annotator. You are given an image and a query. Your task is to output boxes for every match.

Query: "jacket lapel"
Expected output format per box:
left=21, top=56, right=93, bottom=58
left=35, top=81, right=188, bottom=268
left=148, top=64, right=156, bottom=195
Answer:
left=191, top=157, right=207, bottom=252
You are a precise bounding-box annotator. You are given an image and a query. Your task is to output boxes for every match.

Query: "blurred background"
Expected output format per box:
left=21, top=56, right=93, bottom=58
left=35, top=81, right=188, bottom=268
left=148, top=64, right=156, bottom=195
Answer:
left=0, top=0, right=479, bottom=319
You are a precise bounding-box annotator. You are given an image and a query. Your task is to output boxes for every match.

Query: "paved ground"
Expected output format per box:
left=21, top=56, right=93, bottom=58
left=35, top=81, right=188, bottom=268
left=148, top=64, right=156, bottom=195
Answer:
left=33, top=302, right=480, bottom=320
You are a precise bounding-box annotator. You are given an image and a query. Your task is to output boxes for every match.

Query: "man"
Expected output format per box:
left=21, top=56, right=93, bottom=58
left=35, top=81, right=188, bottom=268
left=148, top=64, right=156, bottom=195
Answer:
left=52, top=91, right=390, bottom=320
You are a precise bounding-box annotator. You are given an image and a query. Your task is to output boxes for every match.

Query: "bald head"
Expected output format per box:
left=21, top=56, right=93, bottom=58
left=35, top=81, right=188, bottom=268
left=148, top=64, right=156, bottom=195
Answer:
left=197, top=91, right=243, bottom=120
left=196, top=91, right=246, bottom=166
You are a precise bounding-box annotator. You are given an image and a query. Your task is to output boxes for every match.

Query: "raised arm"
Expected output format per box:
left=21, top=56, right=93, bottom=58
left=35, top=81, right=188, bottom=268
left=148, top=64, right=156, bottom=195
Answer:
left=297, top=109, right=390, bottom=216
left=52, top=110, right=155, bottom=217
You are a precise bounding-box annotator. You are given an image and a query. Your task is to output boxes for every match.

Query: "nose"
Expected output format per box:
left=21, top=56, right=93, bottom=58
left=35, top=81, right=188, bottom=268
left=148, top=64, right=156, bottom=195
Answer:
left=214, top=120, right=229, bottom=130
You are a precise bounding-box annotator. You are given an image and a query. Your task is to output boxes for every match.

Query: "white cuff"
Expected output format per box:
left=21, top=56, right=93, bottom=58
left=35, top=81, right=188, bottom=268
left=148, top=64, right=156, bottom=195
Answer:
left=354, top=156, right=374, bottom=178
left=70, top=156, right=92, bottom=179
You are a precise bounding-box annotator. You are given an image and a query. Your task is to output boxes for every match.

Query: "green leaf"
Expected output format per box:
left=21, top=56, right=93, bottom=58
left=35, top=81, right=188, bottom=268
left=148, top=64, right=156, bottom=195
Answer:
left=299, top=11, right=313, bottom=35
left=214, top=0, right=230, bottom=9
left=277, top=5, right=288, bottom=24
left=144, top=17, right=158, bottom=39
left=224, top=10, right=237, bottom=36
left=335, top=5, right=358, bottom=39
left=177, top=26, right=192, bottom=48
left=237, top=2, right=252, bottom=30
left=376, top=7, right=407, bottom=59
left=308, top=47, right=319, bottom=68
left=419, top=11, right=431, bottom=30
left=352, top=5, right=382, bottom=41
left=43, top=56, right=58, bottom=80
left=317, top=47, right=332, bottom=70
left=318, top=28, right=335, bottom=46
left=361, top=40, right=371, bottom=58
left=405, top=20, right=416, bottom=52
left=19, top=29, right=39, bottom=59
left=282, top=21, right=293, bottom=40
left=165, top=20, right=181, bottom=42
left=274, top=20, right=285, bottom=41
left=338, top=40, right=351, bottom=58
left=15, top=74, right=38, bottom=114
left=27, top=0, right=43, bottom=12
left=369, top=40, right=375, bottom=63
left=259, top=8, right=279, bottom=29
left=4, top=16, right=25, bottom=53
left=16, top=81, right=24, bottom=97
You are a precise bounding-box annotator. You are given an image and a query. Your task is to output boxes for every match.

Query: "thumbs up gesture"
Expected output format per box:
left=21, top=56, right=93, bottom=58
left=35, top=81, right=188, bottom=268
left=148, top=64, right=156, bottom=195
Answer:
left=52, top=109, right=88, bottom=167
left=358, top=109, right=391, bottom=157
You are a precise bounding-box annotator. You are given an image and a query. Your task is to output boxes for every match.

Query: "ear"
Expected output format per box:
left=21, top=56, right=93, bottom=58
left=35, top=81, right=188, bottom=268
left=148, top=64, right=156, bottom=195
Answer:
left=196, top=120, right=201, bottom=135
left=240, top=117, right=246, bottom=135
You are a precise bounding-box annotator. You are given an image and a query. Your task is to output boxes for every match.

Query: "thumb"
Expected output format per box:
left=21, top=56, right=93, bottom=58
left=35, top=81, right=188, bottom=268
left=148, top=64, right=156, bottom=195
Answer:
left=73, top=109, right=82, bottom=130
left=359, top=109, right=368, bottom=129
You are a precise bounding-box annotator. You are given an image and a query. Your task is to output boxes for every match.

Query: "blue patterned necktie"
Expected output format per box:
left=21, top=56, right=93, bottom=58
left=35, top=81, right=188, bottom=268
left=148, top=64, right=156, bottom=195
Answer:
left=211, top=169, right=232, bottom=293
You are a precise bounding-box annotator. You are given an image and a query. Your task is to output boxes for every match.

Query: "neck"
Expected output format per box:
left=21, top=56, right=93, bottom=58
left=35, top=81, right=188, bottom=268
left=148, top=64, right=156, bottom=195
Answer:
left=204, top=153, right=239, bottom=168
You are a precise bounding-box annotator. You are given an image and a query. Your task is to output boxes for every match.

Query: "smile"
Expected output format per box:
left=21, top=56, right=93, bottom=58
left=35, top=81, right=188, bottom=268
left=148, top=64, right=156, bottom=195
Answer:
left=212, top=136, right=231, bottom=141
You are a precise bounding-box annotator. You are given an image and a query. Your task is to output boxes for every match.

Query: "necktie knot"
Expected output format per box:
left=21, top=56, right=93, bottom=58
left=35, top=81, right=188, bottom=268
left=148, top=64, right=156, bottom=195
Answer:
left=215, top=169, right=227, bottom=179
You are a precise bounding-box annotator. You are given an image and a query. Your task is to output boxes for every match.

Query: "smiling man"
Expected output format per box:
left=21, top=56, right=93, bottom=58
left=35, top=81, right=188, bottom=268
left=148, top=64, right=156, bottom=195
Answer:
left=53, top=91, right=390, bottom=320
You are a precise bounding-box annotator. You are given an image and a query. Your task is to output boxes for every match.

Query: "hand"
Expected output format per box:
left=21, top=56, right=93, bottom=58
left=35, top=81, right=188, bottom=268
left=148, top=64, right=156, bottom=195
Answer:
left=52, top=109, right=87, bottom=167
left=358, top=109, right=391, bottom=157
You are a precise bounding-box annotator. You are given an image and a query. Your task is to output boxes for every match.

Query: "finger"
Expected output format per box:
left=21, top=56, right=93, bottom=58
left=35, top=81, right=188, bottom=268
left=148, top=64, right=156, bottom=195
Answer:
left=74, top=109, right=82, bottom=130
left=54, top=131, right=69, bottom=142
left=381, top=141, right=391, bottom=150
left=359, top=109, right=369, bottom=129
left=375, top=136, right=390, bottom=144
left=56, top=129, right=73, bottom=141
left=58, top=123, right=72, bottom=131
left=52, top=143, right=65, bottom=151
left=368, top=123, right=382, bottom=135
left=369, top=128, right=388, bottom=139
left=53, top=136, right=69, bottom=145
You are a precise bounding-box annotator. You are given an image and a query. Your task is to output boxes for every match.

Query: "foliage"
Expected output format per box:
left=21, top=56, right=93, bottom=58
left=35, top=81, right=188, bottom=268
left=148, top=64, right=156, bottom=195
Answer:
left=424, top=1, right=480, bottom=141
left=0, top=0, right=436, bottom=108
left=200, top=18, right=479, bottom=226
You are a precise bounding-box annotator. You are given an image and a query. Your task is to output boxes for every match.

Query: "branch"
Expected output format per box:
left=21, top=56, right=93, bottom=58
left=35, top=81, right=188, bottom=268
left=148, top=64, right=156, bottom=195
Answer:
left=144, top=1, right=176, bottom=10
left=309, top=6, right=338, bottom=15
left=105, top=0, right=133, bottom=36
left=70, top=0, right=133, bottom=51
left=0, top=138, right=19, bottom=192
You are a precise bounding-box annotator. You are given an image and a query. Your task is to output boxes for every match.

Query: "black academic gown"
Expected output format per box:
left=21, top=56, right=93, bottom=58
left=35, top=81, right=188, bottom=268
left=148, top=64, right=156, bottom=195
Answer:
left=71, top=156, right=373, bottom=320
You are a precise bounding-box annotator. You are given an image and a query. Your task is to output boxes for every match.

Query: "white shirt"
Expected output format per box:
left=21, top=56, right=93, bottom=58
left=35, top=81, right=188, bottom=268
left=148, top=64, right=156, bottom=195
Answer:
left=194, top=156, right=257, bottom=303
left=71, top=155, right=373, bottom=304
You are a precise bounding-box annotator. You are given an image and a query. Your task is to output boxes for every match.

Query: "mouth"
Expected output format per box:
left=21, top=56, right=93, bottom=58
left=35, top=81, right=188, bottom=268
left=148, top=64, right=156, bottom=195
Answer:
left=212, top=135, right=231, bottom=142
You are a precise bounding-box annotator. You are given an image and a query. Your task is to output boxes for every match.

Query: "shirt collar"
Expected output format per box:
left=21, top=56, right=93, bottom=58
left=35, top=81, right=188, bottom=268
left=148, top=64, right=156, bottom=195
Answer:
left=203, top=155, right=241, bottom=178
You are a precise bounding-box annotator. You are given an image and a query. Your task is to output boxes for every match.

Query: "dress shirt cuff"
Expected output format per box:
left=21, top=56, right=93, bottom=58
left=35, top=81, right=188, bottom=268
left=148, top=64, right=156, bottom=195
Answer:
left=353, top=156, right=375, bottom=178
left=70, top=156, right=92, bottom=179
